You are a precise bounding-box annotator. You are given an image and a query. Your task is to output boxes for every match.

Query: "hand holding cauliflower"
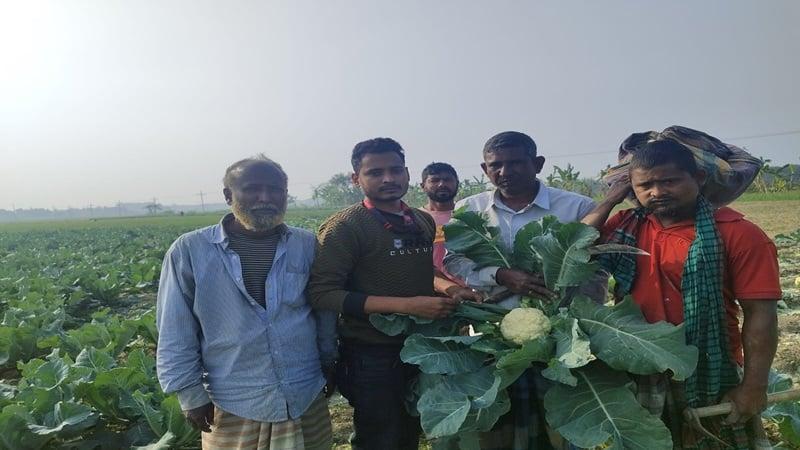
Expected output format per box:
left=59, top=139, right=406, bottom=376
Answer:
left=500, top=307, right=551, bottom=345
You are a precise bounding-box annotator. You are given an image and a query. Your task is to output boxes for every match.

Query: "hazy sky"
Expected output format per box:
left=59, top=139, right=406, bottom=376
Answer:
left=1, top=1, right=798, bottom=209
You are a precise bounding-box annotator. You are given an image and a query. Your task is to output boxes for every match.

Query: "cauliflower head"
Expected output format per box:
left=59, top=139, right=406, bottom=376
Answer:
left=500, top=307, right=551, bottom=345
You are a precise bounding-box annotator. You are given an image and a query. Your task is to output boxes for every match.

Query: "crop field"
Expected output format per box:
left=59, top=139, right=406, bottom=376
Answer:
left=0, top=199, right=798, bottom=449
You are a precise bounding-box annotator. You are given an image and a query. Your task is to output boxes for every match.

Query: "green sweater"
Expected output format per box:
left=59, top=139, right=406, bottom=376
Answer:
left=308, top=203, right=436, bottom=344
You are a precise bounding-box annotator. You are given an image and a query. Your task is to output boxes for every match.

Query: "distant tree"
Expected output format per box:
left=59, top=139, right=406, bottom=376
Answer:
left=455, top=175, right=491, bottom=201
left=312, top=173, right=364, bottom=207
left=545, top=164, right=594, bottom=197
left=145, top=202, right=163, bottom=215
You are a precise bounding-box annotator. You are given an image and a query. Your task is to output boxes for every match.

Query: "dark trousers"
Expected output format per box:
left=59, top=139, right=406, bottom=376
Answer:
left=336, top=340, right=421, bottom=450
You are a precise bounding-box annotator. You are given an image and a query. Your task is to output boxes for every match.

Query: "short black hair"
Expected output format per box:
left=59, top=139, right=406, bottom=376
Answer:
left=629, top=139, right=699, bottom=176
left=351, top=138, right=405, bottom=172
left=421, top=162, right=458, bottom=183
left=223, top=154, right=288, bottom=189
left=483, top=131, right=537, bottom=159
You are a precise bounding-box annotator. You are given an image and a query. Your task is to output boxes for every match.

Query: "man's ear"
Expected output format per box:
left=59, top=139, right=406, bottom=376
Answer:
left=533, top=156, right=546, bottom=174
left=223, top=188, right=233, bottom=205
left=480, top=162, right=488, bottom=175
left=695, top=169, right=708, bottom=186
left=351, top=172, right=359, bottom=187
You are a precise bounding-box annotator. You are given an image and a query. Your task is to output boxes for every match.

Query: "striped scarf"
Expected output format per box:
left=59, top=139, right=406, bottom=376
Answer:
left=599, top=197, right=739, bottom=408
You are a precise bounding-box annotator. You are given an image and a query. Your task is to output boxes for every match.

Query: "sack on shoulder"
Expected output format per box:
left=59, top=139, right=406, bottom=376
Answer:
left=603, top=125, right=762, bottom=207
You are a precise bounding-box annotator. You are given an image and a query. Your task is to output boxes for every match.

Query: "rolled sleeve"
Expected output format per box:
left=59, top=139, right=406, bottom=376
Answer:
left=155, top=241, right=207, bottom=404
left=176, top=383, right=211, bottom=411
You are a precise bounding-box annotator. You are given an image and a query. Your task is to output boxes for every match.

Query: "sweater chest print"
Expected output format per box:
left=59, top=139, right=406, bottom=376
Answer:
left=388, top=236, right=434, bottom=257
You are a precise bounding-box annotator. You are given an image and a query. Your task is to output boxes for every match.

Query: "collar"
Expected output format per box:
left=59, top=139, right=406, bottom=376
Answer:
left=490, top=183, right=550, bottom=213
left=209, top=213, right=290, bottom=244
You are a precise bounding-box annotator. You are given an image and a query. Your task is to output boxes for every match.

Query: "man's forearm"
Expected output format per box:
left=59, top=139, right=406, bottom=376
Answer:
left=740, top=300, right=778, bottom=388
left=581, top=199, right=618, bottom=230
left=363, top=296, right=413, bottom=314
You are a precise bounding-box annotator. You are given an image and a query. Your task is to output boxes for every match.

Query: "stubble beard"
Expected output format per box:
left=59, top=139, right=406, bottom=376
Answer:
left=231, top=201, right=286, bottom=231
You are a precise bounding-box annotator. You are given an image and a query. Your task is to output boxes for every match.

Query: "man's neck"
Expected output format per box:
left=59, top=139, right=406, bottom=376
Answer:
left=498, top=181, right=540, bottom=212
left=367, top=198, right=404, bottom=213
left=424, top=200, right=455, bottom=212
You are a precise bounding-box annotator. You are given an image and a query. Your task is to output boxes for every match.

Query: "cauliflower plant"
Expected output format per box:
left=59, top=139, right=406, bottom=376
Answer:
left=500, top=307, right=551, bottom=345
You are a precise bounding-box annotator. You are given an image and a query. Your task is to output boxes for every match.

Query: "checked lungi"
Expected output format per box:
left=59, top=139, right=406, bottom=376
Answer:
left=202, top=393, right=332, bottom=450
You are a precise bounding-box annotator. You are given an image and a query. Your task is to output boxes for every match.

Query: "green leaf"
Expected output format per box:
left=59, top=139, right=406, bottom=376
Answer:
left=541, top=360, right=577, bottom=387
left=570, top=296, right=698, bottom=380
left=370, top=314, right=416, bottom=336
left=551, top=316, right=594, bottom=369
left=443, top=210, right=512, bottom=269
left=496, top=337, right=554, bottom=370
left=75, top=366, right=150, bottom=421
left=131, top=391, right=165, bottom=436
left=469, top=338, right=512, bottom=355
left=454, top=302, right=508, bottom=323
left=418, top=385, right=471, bottom=438
left=511, top=216, right=561, bottom=272
left=529, top=222, right=600, bottom=290
left=544, top=364, right=673, bottom=449
left=132, top=431, right=176, bottom=450
left=28, top=401, right=98, bottom=437
left=495, top=337, right=555, bottom=388
left=74, top=346, right=116, bottom=374
left=400, top=334, right=486, bottom=375
left=0, top=404, right=49, bottom=450
left=160, top=396, right=199, bottom=447
left=588, top=243, right=650, bottom=256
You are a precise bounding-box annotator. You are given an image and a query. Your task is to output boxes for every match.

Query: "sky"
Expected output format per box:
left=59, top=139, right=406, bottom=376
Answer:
left=1, top=0, right=798, bottom=210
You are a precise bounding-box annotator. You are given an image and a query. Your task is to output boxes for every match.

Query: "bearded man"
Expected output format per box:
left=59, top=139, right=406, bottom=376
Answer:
left=584, top=139, right=780, bottom=449
left=156, top=155, right=336, bottom=450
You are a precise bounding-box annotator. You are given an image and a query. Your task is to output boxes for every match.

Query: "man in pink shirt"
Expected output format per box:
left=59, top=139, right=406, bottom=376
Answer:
left=420, top=162, right=467, bottom=293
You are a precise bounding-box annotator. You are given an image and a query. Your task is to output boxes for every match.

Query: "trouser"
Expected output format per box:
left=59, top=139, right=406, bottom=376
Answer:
left=336, top=339, right=421, bottom=450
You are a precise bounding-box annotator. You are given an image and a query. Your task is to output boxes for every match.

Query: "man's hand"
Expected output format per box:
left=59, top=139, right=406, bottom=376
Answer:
left=495, top=268, right=556, bottom=299
left=184, top=403, right=214, bottom=433
left=722, top=383, right=768, bottom=425
left=322, top=364, right=336, bottom=398
left=445, top=286, right=485, bottom=303
left=581, top=177, right=632, bottom=229
left=404, top=296, right=460, bottom=319
left=604, top=178, right=633, bottom=206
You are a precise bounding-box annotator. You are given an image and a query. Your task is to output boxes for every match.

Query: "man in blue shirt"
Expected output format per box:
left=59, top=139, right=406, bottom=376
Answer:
left=156, top=155, right=336, bottom=449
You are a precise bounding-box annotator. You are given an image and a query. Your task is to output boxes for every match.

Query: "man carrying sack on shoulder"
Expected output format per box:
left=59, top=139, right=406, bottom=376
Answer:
left=583, top=134, right=780, bottom=449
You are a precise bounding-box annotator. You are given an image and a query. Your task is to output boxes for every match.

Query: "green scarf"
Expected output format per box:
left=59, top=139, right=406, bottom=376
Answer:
left=600, top=196, right=739, bottom=407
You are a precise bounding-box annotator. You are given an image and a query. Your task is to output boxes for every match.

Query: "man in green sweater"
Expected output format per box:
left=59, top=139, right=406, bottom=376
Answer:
left=308, top=137, right=479, bottom=450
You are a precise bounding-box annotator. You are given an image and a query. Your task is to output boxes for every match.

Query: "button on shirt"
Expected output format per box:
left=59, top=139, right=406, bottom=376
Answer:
left=156, top=214, right=338, bottom=422
left=444, top=185, right=596, bottom=308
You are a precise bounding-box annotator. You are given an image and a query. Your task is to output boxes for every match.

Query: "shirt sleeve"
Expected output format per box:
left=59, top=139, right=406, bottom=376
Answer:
left=577, top=198, right=598, bottom=221
left=307, top=216, right=367, bottom=318
left=155, top=239, right=210, bottom=411
left=726, top=224, right=782, bottom=300
left=314, top=309, right=339, bottom=368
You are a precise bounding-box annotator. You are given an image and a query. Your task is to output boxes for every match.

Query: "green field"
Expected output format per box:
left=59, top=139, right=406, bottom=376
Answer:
left=0, top=199, right=799, bottom=449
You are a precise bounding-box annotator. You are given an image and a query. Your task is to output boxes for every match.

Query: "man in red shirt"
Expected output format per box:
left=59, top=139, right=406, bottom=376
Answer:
left=582, top=139, right=780, bottom=449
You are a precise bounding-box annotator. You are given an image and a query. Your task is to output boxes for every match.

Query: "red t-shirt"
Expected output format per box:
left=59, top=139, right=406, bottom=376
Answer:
left=602, top=207, right=781, bottom=364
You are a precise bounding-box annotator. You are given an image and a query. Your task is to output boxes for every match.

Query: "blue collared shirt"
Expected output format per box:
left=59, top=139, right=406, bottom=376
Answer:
left=156, top=214, right=338, bottom=422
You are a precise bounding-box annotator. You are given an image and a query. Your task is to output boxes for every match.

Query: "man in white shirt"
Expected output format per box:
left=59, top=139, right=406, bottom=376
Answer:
left=444, top=131, right=596, bottom=309
left=443, top=131, right=596, bottom=449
